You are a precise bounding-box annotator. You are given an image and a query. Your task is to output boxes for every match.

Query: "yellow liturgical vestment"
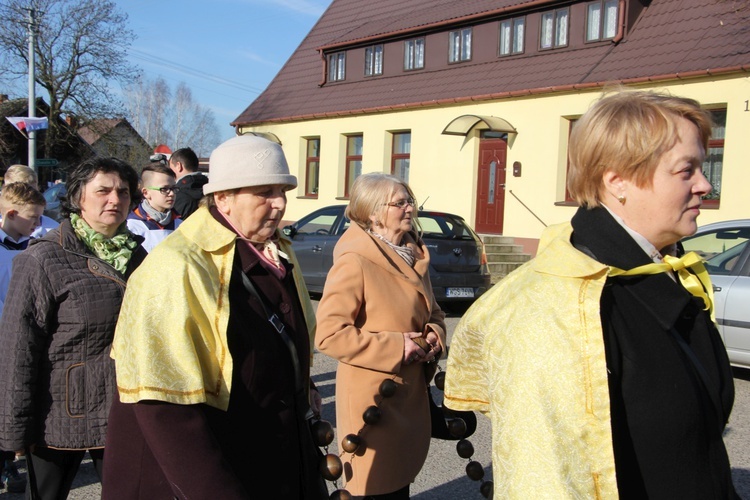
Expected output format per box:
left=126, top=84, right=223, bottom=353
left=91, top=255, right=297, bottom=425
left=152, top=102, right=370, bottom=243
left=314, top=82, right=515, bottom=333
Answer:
left=111, top=207, right=316, bottom=411
left=444, top=222, right=619, bottom=499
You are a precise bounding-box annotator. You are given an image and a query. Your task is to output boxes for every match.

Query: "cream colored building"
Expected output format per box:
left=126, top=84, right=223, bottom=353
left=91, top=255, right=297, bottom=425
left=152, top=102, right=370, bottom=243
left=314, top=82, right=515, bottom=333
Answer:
left=234, top=0, right=749, bottom=254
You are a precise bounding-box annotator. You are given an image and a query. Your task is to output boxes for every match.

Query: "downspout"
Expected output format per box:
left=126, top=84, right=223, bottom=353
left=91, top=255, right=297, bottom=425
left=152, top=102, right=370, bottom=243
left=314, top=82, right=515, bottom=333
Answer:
left=318, top=50, right=328, bottom=87
left=612, top=0, right=626, bottom=43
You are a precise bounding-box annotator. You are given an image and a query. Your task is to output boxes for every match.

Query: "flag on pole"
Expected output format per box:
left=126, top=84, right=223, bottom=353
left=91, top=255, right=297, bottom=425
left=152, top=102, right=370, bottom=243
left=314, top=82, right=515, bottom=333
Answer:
left=6, top=116, right=49, bottom=134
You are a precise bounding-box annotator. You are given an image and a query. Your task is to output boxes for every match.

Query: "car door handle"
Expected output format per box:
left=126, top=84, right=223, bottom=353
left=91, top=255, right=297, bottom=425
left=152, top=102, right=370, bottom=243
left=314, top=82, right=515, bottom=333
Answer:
left=312, top=245, right=323, bottom=253
left=713, top=285, right=722, bottom=292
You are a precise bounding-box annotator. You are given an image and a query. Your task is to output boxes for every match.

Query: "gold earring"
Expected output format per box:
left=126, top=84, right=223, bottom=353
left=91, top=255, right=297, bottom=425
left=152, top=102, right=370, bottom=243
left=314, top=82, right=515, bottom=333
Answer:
left=617, top=195, right=626, bottom=205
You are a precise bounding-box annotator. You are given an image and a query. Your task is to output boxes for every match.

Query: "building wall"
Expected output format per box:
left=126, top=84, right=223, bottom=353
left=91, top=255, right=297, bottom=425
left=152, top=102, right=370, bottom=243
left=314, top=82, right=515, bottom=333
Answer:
left=91, top=125, right=152, bottom=171
left=241, top=76, right=749, bottom=244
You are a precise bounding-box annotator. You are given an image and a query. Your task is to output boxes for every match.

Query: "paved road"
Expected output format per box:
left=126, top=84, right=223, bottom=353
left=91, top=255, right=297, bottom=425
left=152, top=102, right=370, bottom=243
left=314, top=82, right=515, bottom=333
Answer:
left=3, top=305, right=749, bottom=499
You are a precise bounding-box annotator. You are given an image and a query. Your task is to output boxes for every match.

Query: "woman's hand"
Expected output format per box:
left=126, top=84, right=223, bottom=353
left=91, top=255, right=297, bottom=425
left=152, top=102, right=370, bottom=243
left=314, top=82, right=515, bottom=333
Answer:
left=423, top=330, right=442, bottom=362
left=403, top=331, right=427, bottom=365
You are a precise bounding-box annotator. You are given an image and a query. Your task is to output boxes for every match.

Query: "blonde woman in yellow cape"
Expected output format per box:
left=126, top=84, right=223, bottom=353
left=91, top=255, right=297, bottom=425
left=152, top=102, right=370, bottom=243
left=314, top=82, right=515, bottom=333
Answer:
left=445, top=91, right=737, bottom=499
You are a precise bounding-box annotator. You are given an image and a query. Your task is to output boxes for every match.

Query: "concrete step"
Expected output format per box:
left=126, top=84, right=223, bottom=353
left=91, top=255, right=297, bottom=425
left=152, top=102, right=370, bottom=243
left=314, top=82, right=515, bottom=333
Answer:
left=486, top=252, right=531, bottom=263
left=480, top=234, right=516, bottom=245
left=484, top=243, right=524, bottom=253
left=479, top=234, right=533, bottom=284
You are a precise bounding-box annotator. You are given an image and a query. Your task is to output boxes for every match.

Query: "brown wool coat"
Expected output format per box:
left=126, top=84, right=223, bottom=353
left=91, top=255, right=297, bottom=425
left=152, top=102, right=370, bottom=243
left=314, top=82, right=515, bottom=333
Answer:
left=315, top=223, right=446, bottom=496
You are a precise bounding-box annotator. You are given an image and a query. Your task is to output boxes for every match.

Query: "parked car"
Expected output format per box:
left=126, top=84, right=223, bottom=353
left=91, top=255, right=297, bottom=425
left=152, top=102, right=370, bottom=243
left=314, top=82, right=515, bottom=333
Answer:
left=43, top=183, right=67, bottom=222
left=283, top=205, right=492, bottom=303
left=681, top=219, right=750, bottom=369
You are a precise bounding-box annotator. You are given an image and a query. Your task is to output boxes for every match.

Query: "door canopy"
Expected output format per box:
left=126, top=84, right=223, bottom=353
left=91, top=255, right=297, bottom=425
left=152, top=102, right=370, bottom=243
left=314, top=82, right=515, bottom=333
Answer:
left=441, top=114, right=517, bottom=142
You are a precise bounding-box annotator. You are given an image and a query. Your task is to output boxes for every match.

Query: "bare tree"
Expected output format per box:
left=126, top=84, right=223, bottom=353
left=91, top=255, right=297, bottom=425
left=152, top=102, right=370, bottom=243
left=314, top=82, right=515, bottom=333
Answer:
left=171, top=82, right=220, bottom=156
left=124, top=77, right=221, bottom=157
left=0, top=0, right=138, bottom=158
left=123, top=76, right=171, bottom=147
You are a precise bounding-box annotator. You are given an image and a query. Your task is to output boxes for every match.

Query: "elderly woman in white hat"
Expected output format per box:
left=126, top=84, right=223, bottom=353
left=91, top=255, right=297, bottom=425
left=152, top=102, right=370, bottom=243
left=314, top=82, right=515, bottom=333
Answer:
left=102, top=135, right=323, bottom=499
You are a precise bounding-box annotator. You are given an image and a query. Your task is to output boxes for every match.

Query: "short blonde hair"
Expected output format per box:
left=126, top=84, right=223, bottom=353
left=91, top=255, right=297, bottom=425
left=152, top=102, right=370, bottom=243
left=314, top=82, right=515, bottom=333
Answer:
left=567, top=90, right=713, bottom=208
left=3, top=165, right=38, bottom=187
left=0, top=182, right=46, bottom=216
left=345, top=173, right=420, bottom=233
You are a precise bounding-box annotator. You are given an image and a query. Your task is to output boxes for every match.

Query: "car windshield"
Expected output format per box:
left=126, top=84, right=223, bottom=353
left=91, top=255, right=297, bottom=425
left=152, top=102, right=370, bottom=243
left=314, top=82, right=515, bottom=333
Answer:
left=419, top=212, right=475, bottom=240
left=683, top=226, right=750, bottom=275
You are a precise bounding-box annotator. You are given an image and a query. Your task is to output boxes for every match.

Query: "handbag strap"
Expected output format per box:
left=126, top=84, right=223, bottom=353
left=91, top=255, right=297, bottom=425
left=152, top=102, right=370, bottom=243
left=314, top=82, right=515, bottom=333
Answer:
left=236, top=267, right=304, bottom=395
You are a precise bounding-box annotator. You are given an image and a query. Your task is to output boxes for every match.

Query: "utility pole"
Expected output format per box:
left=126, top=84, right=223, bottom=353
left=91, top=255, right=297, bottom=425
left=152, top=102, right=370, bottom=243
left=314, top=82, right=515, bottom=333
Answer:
left=27, top=8, right=37, bottom=173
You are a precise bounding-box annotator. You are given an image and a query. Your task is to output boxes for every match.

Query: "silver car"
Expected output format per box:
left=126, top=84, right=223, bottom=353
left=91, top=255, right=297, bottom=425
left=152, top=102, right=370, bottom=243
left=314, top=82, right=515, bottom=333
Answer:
left=682, top=219, right=750, bottom=369
left=283, top=205, right=492, bottom=304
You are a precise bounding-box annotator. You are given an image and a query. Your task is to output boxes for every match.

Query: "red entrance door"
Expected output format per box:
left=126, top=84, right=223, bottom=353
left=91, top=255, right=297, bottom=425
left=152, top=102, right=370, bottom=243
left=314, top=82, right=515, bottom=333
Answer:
left=475, top=136, right=507, bottom=234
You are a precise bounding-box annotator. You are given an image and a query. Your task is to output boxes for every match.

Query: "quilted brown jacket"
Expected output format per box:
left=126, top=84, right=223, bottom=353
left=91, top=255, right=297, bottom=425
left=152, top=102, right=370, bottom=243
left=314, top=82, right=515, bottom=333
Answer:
left=0, top=219, right=146, bottom=451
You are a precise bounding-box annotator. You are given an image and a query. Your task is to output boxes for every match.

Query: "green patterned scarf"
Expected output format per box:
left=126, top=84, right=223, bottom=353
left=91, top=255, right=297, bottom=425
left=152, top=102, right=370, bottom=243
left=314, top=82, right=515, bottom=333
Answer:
left=70, top=213, right=138, bottom=274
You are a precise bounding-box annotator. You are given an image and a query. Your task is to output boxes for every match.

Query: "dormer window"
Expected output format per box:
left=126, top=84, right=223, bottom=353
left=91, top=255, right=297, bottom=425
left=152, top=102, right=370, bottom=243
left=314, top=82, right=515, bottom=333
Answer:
left=449, top=28, right=472, bottom=63
left=586, top=1, right=619, bottom=41
left=499, top=17, right=525, bottom=56
left=540, top=7, right=569, bottom=49
left=404, top=38, right=425, bottom=70
left=328, top=52, right=346, bottom=82
left=365, top=45, right=384, bottom=76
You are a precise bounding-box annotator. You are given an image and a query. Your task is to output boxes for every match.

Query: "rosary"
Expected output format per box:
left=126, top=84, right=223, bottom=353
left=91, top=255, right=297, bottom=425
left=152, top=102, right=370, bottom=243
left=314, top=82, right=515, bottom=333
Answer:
left=312, top=365, right=493, bottom=499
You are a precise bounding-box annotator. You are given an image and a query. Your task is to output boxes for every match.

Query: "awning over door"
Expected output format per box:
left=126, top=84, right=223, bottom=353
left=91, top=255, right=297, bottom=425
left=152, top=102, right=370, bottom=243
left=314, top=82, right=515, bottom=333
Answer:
left=441, top=114, right=517, bottom=141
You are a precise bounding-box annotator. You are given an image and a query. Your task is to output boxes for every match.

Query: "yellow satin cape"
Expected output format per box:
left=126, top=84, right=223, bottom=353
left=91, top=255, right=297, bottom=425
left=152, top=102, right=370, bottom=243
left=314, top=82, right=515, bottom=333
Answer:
left=444, top=222, right=619, bottom=499
left=111, top=206, right=316, bottom=411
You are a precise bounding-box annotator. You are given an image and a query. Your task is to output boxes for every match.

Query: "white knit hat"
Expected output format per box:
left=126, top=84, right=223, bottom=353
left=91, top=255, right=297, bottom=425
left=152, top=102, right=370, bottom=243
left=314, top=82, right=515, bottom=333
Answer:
left=203, top=135, right=297, bottom=195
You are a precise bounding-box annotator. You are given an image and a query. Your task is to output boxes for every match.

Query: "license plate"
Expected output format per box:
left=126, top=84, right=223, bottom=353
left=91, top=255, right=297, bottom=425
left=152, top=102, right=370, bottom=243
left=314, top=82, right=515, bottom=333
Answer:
left=446, top=287, right=474, bottom=298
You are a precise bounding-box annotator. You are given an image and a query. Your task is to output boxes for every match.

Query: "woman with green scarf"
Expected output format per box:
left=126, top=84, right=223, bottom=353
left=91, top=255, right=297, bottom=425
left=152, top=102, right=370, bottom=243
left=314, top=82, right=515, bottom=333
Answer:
left=0, top=157, right=147, bottom=500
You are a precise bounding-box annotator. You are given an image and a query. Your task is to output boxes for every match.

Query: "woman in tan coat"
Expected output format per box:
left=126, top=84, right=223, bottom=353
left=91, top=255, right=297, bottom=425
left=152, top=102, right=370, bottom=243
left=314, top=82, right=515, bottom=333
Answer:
left=316, top=173, right=446, bottom=499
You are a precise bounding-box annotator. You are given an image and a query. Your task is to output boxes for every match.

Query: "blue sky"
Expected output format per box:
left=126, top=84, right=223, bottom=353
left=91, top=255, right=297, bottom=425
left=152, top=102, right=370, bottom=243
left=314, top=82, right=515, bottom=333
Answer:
left=113, top=0, right=332, bottom=141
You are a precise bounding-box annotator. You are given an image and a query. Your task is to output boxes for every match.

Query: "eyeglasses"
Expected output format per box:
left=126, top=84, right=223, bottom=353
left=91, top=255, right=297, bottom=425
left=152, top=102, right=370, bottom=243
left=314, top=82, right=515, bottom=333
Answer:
left=146, top=186, right=178, bottom=195
left=384, top=197, right=416, bottom=209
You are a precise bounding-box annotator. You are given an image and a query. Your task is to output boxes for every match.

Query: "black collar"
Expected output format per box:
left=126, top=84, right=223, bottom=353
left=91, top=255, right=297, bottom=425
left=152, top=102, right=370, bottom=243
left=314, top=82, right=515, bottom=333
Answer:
left=571, top=206, right=694, bottom=330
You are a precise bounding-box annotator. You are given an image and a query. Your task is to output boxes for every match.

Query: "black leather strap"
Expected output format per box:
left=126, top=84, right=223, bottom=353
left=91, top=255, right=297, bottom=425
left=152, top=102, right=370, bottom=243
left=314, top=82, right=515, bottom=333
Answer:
left=236, top=268, right=304, bottom=394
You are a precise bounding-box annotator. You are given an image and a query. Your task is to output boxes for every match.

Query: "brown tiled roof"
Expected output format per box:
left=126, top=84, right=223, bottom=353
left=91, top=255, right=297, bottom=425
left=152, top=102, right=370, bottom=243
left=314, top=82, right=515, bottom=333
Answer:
left=77, top=118, right=125, bottom=146
left=233, top=0, right=750, bottom=126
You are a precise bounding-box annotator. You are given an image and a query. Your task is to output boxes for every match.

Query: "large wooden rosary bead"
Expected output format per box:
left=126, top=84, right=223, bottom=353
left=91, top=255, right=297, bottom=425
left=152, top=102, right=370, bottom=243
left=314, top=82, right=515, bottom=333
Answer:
left=456, top=439, right=474, bottom=459
left=341, top=434, right=363, bottom=453
left=320, top=453, right=343, bottom=481
left=329, top=489, right=353, bottom=500
left=379, top=379, right=397, bottom=398
left=311, top=419, right=335, bottom=447
left=480, top=480, right=494, bottom=498
left=466, top=460, right=485, bottom=481
left=434, top=371, right=446, bottom=391
left=362, top=405, right=382, bottom=425
left=447, top=417, right=467, bottom=439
